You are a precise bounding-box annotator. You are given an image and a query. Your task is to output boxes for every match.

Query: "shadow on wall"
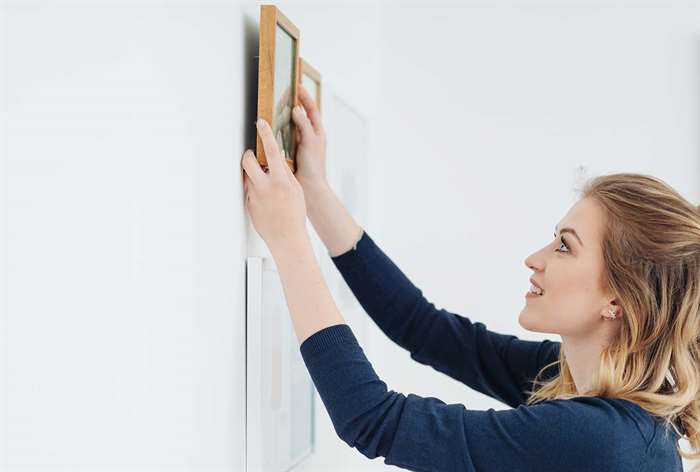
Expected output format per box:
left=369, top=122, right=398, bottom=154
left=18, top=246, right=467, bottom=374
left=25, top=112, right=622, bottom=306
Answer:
left=242, top=11, right=259, bottom=152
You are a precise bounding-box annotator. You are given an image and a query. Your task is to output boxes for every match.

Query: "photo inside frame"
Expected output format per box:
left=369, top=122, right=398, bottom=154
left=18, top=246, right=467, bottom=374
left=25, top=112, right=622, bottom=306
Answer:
left=273, top=24, right=296, bottom=164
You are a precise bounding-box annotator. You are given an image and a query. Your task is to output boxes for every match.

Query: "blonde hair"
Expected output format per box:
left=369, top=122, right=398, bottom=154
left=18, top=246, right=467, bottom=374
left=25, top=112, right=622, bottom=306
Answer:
left=524, top=172, right=700, bottom=467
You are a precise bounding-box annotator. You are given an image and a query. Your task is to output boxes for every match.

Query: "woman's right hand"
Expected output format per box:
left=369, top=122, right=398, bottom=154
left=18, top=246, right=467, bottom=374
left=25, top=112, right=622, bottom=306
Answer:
left=292, top=83, right=328, bottom=192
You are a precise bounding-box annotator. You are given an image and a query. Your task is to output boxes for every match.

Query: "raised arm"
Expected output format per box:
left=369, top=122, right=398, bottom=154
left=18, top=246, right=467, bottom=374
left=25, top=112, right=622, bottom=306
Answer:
left=300, top=324, right=640, bottom=472
left=334, top=228, right=560, bottom=407
left=304, top=183, right=560, bottom=407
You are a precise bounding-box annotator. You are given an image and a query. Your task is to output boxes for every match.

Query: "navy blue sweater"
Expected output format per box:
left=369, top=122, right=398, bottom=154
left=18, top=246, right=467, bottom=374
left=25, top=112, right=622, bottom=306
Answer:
left=299, top=229, right=683, bottom=471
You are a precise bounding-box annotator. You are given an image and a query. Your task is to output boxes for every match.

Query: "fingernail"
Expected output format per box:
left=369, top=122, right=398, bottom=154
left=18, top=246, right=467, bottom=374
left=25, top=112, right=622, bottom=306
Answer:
left=293, top=106, right=301, bottom=114
left=256, top=119, right=264, bottom=128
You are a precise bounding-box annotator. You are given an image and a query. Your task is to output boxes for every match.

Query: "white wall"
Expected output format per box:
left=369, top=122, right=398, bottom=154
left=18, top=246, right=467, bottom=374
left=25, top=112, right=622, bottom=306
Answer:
left=369, top=0, right=700, bottom=400
left=1, top=1, right=698, bottom=471
left=366, top=1, right=700, bottom=471
left=0, top=3, right=7, bottom=467
left=0, top=1, right=381, bottom=471
left=3, top=2, right=248, bottom=469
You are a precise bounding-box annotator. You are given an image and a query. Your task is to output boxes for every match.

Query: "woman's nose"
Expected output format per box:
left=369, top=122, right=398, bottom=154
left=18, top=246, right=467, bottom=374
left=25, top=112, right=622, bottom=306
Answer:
left=524, top=252, right=542, bottom=272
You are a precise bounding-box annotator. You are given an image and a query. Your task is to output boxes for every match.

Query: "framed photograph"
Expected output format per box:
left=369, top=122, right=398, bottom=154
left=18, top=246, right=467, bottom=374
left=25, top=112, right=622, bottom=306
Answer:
left=300, top=58, right=322, bottom=113
left=257, top=5, right=300, bottom=173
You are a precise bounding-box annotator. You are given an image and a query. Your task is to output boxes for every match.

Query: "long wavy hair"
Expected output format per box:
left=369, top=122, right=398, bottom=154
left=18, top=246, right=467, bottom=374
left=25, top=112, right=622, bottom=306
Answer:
left=524, top=172, right=700, bottom=466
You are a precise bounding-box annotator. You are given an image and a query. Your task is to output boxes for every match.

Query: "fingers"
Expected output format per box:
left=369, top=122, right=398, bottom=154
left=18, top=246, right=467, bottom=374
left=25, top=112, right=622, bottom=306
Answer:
left=281, top=153, right=295, bottom=180
left=276, top=146, right=296, bottom=181
left=241, top=149, right=267, bottom=188
left=292, top=104, right=314, bottom=144
left=242, top=117, right=295, bottom=189
left=244, top=179, right=250, bottom=205
left=256, top=118, right=286, bottom=177
left=297, top=84, right=324, bottom=134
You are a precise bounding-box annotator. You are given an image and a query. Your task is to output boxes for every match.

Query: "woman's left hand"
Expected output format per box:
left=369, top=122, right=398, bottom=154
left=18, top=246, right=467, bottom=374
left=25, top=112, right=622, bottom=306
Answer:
left=241, top=118, right=308, bottom=252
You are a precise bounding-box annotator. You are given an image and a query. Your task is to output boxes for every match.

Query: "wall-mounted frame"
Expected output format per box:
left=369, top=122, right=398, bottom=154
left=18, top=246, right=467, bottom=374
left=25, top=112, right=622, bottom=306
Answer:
left=299, top=58, right=322, bottom=113
left=246, top=256, right=315, bottom=472
left=257, top=5, right=300, bottom=174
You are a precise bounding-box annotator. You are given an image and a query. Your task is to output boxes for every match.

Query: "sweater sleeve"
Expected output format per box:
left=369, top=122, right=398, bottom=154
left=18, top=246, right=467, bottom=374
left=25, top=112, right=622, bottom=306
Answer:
left=330, top=229, right=561, bottom=408
left=300, top=324, right=623, bottom=472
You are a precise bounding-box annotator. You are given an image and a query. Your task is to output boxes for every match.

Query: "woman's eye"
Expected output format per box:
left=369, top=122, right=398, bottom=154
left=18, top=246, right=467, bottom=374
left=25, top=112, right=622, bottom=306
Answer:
left=554, top=235, right=570, bottom=253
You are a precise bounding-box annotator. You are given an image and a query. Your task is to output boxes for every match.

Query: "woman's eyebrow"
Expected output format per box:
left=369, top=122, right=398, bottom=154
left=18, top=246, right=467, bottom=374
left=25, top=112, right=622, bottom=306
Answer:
left=555, top=224, right=584, bottom=247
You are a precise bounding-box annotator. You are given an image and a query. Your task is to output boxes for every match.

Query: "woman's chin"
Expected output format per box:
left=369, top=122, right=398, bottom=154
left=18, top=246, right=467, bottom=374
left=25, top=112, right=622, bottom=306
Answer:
left=519, top=308, right=559, bottom=336
left=519, top=307, right=542, bottom=332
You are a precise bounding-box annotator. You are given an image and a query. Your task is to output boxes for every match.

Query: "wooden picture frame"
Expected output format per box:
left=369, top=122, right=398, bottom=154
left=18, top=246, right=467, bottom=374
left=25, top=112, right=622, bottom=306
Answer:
left=300, top=58, right=322, bottom=113
left=257, top=5, right=300, bottom=174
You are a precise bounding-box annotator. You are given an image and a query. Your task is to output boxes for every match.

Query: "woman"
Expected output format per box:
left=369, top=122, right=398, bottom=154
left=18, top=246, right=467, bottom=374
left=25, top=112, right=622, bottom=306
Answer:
left=240, top=85, right=699, bottom=471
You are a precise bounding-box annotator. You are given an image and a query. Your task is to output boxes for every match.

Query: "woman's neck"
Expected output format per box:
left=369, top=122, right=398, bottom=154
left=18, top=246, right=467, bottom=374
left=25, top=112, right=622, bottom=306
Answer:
left=560, top=335, right=608, bottom=395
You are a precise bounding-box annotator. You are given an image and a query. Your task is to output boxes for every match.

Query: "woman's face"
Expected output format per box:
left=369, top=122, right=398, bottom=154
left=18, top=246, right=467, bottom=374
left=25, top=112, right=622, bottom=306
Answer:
left=519, top=197, right=616, bottom=338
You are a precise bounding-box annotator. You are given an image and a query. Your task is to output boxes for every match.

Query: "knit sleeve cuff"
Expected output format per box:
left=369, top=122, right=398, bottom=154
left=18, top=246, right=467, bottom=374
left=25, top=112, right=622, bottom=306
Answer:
left=299, top=323, right=359, bottom=361
left=328, top=228, right=371, bottom=271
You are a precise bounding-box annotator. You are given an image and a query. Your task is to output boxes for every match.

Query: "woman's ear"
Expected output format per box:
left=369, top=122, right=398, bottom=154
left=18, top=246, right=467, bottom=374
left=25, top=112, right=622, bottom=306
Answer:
left=600, top=299, right=621, bottom=320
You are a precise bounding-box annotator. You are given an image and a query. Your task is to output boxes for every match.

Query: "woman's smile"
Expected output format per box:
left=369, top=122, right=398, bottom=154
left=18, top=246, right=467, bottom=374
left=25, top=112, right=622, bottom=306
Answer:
left=525, top=289, right=544, bottom=299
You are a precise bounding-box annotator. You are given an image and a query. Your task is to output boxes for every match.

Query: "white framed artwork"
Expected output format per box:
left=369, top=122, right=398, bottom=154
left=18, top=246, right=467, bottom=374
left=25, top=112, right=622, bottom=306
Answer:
left=246, top=256, right=315, bottom=472
left=318, top=90, right=369, bottom=316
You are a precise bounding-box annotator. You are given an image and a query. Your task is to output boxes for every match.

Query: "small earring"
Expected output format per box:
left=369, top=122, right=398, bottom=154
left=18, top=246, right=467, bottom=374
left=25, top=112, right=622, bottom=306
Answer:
left=603, top=308, right=616, bottom=320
